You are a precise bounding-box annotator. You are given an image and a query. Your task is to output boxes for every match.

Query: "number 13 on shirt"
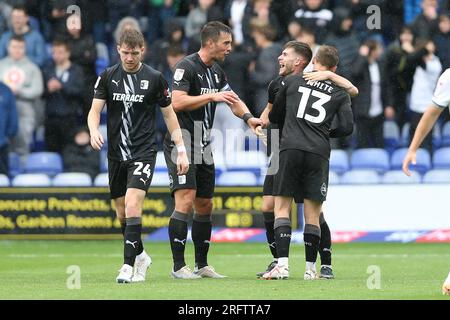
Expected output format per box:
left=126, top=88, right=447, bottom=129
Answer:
left=296, top=87, right=331, bottom=124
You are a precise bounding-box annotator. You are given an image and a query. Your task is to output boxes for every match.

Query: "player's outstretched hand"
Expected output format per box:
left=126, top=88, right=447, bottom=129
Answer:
left=176, top=150, right=190, bottom=175
left=212, top=91, right=240, bottom=105
left=260, top=112, right=269, bottom=128
left=255, top=126, right=267, bottom=146
left=402, top=150, right=416, bottom=176
left=247, top=118, right=263, bottom=135
left=303, top=71, right=332, bottom=82
left=90, top=130, right=104, bottom=151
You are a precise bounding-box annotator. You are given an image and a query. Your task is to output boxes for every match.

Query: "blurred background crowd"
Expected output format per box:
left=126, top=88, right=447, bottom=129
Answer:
left=0, top=0, right=449, bottom=181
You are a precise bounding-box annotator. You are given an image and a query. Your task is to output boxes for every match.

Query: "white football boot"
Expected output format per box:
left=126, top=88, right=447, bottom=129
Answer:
left=132, top=251, right=152, bottom=282
left=194, top=265, right=227, bottom=278
left=304, top=268, right=318, bottom=280
left=262, top=264, right=289, bottom=280
left=171, top=266, right=202, bottom=279
left=442, top=271, right=450, bottom=295
left=116, top=264, right=133, bottom=283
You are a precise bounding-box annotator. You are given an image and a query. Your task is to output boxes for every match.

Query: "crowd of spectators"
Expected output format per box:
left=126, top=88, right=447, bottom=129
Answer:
left=0, top=0, right=449, bottom=179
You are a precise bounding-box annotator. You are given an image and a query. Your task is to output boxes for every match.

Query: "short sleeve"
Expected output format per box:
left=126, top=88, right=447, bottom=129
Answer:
left=267, top=80, right=277, bottom=104
left=172, top=59, right=192, bottom=92
left=218, top=67, right=232, bottom=92
left=432, top=69, right=450, bottom=109
left=93, top=69, right=108, bottom=100
left=156, top=74, right=172, bottom=108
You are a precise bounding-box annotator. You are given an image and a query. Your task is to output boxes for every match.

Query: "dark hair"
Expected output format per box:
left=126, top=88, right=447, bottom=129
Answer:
left=10, top=34, right=25, bottom=43
left=400, top=25, right=413, bottom=34
left=118, top=28, right=145, bottom=48
left=12, top=5, right=28, bottom=15
left=364, top=39, right=382, bottom=55
left=167, top=45, right=185, bottom=57
left=315, top=45, right=340, bottom=68
left=200, top=21, right=232, bottom=47
left=52, top=39, right=70, bottom=51
left=283, top=41, right=313, bottom=66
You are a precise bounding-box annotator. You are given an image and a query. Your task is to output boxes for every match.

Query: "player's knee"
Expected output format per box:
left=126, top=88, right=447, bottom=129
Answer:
left=125, top=200, right=142, bottom=218
left=261, top=197, right=275, bottom=212
left=195, top=199, right=212, bottom=214
left=175, top=189, right=196, bottom=213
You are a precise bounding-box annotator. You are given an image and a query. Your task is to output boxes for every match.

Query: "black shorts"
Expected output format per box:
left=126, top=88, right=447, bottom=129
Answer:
left=263, top=151, right=279, bottom=196
left=273, top=149, right=329, bottom=203
left=108, top=153, right=156, bottom=199
left=163, top=144, right=215, bottom=198
left=263, top=173, right=274, bottom=196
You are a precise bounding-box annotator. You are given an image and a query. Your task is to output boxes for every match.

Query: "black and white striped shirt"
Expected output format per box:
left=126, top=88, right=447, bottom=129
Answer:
left=94, top=63, right=171, bottom=161
left=165, top=53, right=230, bottom=153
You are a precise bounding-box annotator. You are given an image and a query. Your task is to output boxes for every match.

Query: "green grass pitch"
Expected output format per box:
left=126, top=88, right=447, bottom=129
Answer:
left=0, top=241, right=449, bottom=300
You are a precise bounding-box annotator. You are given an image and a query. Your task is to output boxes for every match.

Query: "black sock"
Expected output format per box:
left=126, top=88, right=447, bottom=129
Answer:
left=304, top=224, right=321, bottom=263
left=319, top=212, right=332, bottom=266
left=122, top=220, right=144, bottom=256
left=263, top=211, right=277, bottom=259
left=274, top=218, right=291, bottom=258
left=123, top=217, right=142, bottom=267
left=120, top=221, right=126, bottom=237
left=168, top=211, right=188, bottom=272
left=192, top=214, right=212, bottom=269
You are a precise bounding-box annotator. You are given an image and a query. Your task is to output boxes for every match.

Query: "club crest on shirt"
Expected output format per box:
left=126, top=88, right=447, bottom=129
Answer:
left=140, top=80, right=149, bottom=90
left=320, top=183, right=327, bottom=196
left=174, top=68, right=185, bottom=81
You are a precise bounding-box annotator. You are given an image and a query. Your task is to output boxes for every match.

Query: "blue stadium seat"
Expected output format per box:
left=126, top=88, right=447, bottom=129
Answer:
left=217, top=171, right=258, bottom=186
left=328, top=170, right=340, bottom=185
left=100, top=108, right=107, bottom=124
left=100, top=150, right=108, bottom=173
left=383, top=121, right=400, bottom=153
left=155, top=151, right=167, bottom=172
left=52, top=173, right=92, bottom=186
left=94, top=173, right=109, bottom=186
left=96, top=58, right=109, bottom=76
left=0, top=174, right=9, bottom=186
left=441, top=122, right=450, bottom=147
left=433, top=125, right=442, bottom=150
left=329, top=149, right=349, bottom=174
left=32, top=125, right=46, bottom=152
left=350, top=148, right=390, bottom=173
left=99, top=124, right=108, bottom=144
left=151, top=172, right=170, bottom=186
left=257, top=174, right=266, bottom=186
left=433, top=147, right=450, bottom=169
left=96, top=42, right=110, bottom=64
left=224, top=151, right=267, bottom=177
left=422, top=169, right=450, bottom=184
left=8, top=152, right=21, bottom=177
left=390, top=148, right=431, bottom=173
left=399, top=123, right=410, bottom=147
left=25, top=152, right=63, bottom=176
left=382, top=170, right=421, bottom=184
left=12, top=173, right=51, bottom=187
left=340, top=170, right=381, bottom=185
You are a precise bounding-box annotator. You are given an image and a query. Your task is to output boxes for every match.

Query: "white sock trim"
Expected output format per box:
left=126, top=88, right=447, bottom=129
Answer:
left=306, top=262, right=316, bottom=271
left=278, top=257, right=289, bottom=267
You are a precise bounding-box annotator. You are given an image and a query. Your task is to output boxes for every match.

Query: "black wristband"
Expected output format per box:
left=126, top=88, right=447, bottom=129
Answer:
left=242, top=113, right=253, bottom=124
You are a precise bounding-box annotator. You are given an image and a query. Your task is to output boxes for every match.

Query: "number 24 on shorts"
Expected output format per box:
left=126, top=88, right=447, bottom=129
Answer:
left=133, top=162, right=151, bottom=178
